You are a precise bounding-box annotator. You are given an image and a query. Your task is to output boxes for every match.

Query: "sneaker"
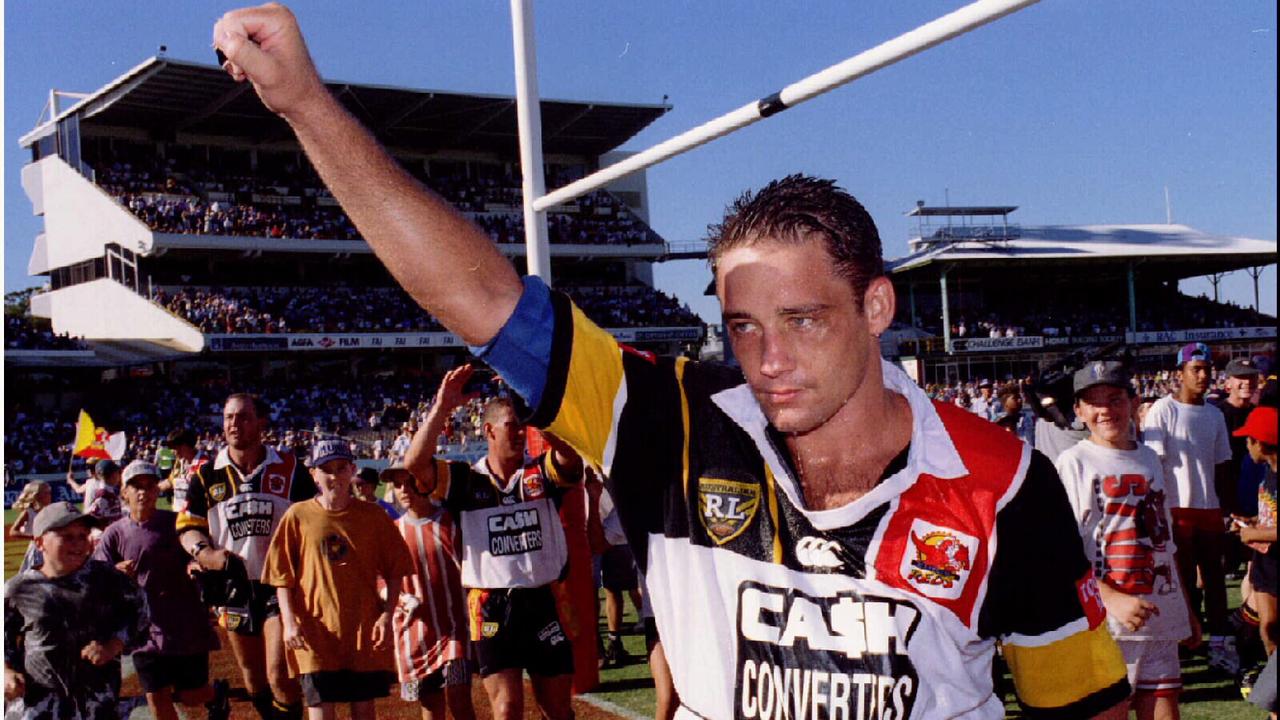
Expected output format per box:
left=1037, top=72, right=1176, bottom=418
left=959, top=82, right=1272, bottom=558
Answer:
left=604, top=636, right=634, bottom=667
left=207, top=679, right=232, bottom=720
left=1240, top=664, right=1263, bottom=700
left=1207, top=635, right=1241, bottom=676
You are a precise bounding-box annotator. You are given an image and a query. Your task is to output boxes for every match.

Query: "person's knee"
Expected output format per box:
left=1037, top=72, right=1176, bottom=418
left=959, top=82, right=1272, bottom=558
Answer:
left=174, top=685, right=214, bottom=706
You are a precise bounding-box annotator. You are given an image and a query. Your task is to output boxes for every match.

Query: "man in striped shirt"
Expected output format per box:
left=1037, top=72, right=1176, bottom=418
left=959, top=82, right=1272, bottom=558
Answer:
left=384, top=460, right=475, bottom=720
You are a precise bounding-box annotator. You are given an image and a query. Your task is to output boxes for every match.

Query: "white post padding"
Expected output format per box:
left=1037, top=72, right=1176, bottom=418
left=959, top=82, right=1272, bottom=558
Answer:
left=533, top=0, right=1039, bottom=211
left=511, top=0, right=552, bottom=282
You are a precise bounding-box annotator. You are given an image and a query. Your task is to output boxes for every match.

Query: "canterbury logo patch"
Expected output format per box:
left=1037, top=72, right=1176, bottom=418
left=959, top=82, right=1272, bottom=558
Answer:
left=698, top=477, right=760, bottom=545
left=796, top=536, right=845, bottom=569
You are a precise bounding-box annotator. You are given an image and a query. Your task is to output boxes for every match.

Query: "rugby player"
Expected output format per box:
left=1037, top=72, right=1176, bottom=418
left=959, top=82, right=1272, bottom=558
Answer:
left=179, top=393, right=316, bottom=720
left=213, top=6, right=1129, bottom=717
left=403, top=364, right=581, bottom=720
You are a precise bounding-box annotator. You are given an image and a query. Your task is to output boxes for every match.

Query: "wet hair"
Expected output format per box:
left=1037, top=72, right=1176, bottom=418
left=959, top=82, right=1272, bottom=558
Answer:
left=707, top=174, right=884, bottom=308
left=224, top=393, right=270, bottom=422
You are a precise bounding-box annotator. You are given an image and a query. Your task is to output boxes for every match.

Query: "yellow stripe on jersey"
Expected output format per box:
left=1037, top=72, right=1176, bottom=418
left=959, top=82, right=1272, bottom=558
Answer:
left=676, top=356, right=691, bottom=498
left=1002, top=622, right=1127, bottom=709
left=546, top=304, right=625, bottom=468
left=427, top=458, right=453, bottom=504
left=762, top=465, right=784, bottom=564
left=175, top=512, right=209, bottom=533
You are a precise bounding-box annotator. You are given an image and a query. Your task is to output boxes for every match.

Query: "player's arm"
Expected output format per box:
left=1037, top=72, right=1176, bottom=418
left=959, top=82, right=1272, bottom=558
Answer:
left=405, top=365, right=475, bottom=496
left=176, top=469, right=230, bottom=571
left=981, top=451, right=1130, bottom=719
left=214, top=5, right=522, bottom=347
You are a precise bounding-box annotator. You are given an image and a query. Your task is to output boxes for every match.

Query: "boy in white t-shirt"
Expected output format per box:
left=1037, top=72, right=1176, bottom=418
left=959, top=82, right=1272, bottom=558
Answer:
left=1057, top=361, right=1201, bottom=720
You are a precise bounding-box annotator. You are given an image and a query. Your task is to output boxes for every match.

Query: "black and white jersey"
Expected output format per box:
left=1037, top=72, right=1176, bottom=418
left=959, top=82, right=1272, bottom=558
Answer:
left=492, top=292, right=1130, bottom=720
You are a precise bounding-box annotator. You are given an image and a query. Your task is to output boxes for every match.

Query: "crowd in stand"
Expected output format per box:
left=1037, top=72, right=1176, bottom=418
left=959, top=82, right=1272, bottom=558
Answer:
left=4, top=316, right=88, bottom=352
left=93, top=149, right=660, bottom=247
left=927, top=292, right=1274, bottom=339
left=152, top=283, right=701, bottom=334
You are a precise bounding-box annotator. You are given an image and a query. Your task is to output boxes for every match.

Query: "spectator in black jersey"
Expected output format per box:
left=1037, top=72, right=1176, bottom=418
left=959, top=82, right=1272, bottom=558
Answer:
left=404, top=365, right=581, bottom=720
left=178, top=393, right=315, bottom=720
left=213, top=10, right=1129, bottom=717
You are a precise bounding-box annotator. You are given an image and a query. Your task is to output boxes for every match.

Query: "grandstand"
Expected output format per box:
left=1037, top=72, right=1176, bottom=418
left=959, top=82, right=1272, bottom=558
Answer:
left=885, top=203, right=1277, bottom=385
left=7, top=55, right=704, bottom=486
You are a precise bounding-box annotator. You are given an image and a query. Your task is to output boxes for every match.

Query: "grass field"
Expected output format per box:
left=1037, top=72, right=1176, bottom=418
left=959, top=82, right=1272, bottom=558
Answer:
left=3, top=507, right=1267, bottom=719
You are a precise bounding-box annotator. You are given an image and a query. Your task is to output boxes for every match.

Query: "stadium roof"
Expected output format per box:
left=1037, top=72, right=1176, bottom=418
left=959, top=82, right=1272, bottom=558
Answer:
left=20, top=57, right=671, bottom=157
left=906, top=205, right=1018, bottom=217
left=889, top=223, right=1277, bottom=281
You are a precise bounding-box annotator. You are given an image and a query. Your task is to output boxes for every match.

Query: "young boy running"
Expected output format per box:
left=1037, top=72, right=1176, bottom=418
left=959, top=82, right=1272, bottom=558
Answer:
left=4, top=502, right=149, bottom=719
left=262, top=438, right=413, bottom=719
left=1056, top=362, right=1200, bottom=719
left=384, top=461, right=475, bottom=720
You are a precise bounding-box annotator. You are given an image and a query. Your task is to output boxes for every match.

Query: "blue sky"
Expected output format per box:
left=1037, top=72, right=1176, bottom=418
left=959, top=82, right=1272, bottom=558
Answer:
left=4, top=1, right=1276, bottom=322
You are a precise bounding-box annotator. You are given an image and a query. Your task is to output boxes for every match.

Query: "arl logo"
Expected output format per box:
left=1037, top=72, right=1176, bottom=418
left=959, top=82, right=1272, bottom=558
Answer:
left=698, top=477, right=760, bottom=545
left=899, top=519, right=979, bottom=601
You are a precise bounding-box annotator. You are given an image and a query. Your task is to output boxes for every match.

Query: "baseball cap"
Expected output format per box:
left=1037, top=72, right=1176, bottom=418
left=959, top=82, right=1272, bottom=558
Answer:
left=1232, top=406, right=1278, bottom=446
left=379, top=461, right=413, bottom=484
left=1225, top=357, right=1261, bottom=378
left=94, top=459, right=121, bottom=478
left=1176, top=342, right=1211, bottom=367
left=307, top=437, right=354, bottom=467
left=32, top=501, right=102, bottom=536
left=122, top=460, right=161, bottom=485
left=355, top=467, right=380, bottom=485
left=1073, top=361, right=1132, bottom=398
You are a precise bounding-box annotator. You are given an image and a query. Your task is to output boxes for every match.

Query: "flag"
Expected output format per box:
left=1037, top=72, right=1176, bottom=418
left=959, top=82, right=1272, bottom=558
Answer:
left=72, top=410, right=127, bottom=461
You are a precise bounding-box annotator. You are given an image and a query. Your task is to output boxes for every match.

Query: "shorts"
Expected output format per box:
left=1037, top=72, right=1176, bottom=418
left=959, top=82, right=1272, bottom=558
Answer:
left=467, top=585, right=574, bottom=678
left=300, top=669, right=394, bottom=707
left=399, top=659, right=472, bottom=702
left=132, top=652, right=210, bottom=694
left=222, top=580, right=280, bottom=636
left=601, top=544, right=638, bottom=592
left=1116, top=639, right=1182, bottom=697
left=1250, top=551, right=1278, bottom=595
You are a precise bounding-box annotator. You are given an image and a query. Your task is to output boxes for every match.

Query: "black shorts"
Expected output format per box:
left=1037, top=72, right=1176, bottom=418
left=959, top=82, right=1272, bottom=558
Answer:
left=1251, top=551, right=1278, bottom=595
left=222, top=580, right=280, bottom=636
left=132, top=652, right=210, bottom=694
left=467, top=585, right=574, bottom=678
left=300, top=670, right=394, bottom=707
left=601, top=544, right=638, bottom=592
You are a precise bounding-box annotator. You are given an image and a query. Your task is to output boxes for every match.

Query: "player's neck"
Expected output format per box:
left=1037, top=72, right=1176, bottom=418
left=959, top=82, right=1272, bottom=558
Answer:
left=487, top=451, right=522, bottom=483
left=1175, top=387, right=1204, bottom=405
left=228, top=444, right=266, bottom=471
left=785, top=386, right=912, bottom=511
left=316, top=490, right=353, bottom=511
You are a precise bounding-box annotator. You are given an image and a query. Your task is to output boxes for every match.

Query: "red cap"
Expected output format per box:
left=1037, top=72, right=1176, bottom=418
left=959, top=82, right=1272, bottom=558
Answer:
left=1232, top=406, right=1278, bottom=446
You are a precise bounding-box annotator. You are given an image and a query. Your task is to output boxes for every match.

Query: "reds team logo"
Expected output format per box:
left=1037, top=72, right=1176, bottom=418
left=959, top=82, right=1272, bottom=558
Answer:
left=899, top=519, right=979, bottom=600
left=522, top=473, right=545, bottom=499
left=267, top=473, right=286, bottom=495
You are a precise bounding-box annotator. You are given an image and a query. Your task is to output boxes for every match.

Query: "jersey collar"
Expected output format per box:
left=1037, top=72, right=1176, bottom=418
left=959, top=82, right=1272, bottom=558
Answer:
left=711, top=358, right=968, bottom=529
left=213, top=445, right=284, bottom=474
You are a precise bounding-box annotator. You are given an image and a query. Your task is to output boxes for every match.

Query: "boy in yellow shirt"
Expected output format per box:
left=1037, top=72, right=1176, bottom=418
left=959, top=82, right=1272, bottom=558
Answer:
left=263, top=438, right=413, bottom=719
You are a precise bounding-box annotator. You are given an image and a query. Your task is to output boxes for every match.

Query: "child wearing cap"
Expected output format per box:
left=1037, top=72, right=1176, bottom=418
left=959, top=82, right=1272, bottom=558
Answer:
left=93, top=460, right=226, bottom=720
left=261, top=438, right=414, bottom=718
left=3, top=502, right=149, bottom=719
left=1056, top=361, right=1200, bottom=720
left=384, top=461, right=474, bottom=720
left=1229, top=407, right=1279, bottom=670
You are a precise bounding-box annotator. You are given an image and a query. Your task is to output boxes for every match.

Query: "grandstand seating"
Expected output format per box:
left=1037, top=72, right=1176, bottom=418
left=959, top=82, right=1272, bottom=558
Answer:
left=153, top=283, right=701, bottom=334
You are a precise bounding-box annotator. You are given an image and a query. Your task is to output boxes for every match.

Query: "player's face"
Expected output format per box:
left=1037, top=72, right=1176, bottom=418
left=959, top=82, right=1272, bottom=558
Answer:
left=717, top=236, right=892, bottom=434
left=122, top=475, right=160, bottom=519
left=35, top=521, right=93, bottom=577
left=36, top=485, right=53, bottom=507
left=390, top=473, right=431, bottom=513
left=485, top=407, right=527, bottom=463
left=1179, top=360, right=1211, bottom=398
left=311, top=458, right=355, bottom=498
left=223, top=398, right=265, bottom=450
left=351, top=479, right=377, bottom=501
left=1075, top=385, right=1133, bottom=447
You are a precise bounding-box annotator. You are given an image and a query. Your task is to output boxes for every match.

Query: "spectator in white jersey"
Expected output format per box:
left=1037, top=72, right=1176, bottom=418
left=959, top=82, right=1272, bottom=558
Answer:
left=1141, top=343, right=1236, bottom=675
